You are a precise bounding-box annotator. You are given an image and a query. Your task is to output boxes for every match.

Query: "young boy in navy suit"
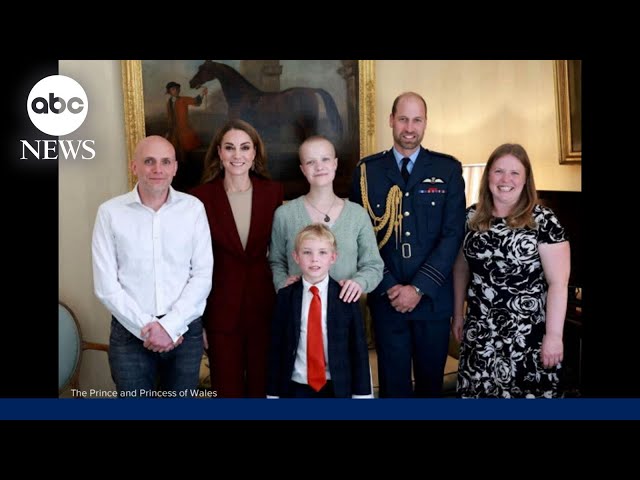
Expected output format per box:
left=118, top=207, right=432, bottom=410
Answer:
left=267, top=224, right=373, bottom=398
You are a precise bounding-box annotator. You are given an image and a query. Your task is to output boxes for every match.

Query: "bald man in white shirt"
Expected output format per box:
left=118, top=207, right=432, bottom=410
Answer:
left=92, top=135, right=213, bottom=398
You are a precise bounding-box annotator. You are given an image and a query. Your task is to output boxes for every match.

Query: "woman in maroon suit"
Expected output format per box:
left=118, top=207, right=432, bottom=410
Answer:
left=191, top=119, right=284, bottom=397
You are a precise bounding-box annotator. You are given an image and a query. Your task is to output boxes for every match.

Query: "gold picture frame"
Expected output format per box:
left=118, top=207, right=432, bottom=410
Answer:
left=554, top=60, right=582, bottom=164
left=121, top=60, right=376, bottom=197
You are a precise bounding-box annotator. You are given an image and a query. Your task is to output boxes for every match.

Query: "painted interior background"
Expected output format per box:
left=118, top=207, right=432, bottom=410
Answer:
left=59, top=60, right=581, bottom=393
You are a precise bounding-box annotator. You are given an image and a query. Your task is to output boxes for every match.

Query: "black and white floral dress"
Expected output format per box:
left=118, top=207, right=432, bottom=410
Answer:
left=457, top=204, right=568, bottom=398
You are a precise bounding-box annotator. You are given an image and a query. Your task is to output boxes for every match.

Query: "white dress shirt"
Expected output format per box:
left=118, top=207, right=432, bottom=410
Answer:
left=92, top=185, right=213, bottom=342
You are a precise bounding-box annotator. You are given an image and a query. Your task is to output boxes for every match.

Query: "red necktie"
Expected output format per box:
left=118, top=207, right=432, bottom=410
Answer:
left=307, top=285, right=326, bottom=392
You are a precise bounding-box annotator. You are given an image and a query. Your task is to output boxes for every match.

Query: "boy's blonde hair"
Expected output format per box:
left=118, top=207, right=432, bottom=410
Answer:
left=294, top=223, right=337, bottom=252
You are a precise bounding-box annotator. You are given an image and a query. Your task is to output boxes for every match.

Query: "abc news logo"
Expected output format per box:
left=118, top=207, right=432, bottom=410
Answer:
left=21, top=75, right=95, bottom=160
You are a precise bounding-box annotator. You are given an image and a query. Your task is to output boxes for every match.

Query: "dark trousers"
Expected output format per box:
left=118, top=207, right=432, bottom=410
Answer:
left=372, top=304, right=450, bottom=398
left=108, top=317, right=203, bottom=397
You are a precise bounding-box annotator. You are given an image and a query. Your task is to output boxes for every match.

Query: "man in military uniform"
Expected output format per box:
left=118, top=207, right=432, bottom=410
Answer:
left=350, top=92, right=466, bottom=397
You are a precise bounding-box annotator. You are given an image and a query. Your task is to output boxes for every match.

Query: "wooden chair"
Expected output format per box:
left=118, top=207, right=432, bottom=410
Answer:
left=58, top=301, right=109, bottom=395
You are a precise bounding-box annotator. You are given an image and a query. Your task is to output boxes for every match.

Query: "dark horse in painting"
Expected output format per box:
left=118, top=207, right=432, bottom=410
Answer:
left=189, top=61, right=343, bottom=142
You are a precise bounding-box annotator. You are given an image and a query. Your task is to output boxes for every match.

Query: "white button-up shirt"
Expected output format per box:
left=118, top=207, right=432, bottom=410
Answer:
left=92, top=185, right=213, bottom=342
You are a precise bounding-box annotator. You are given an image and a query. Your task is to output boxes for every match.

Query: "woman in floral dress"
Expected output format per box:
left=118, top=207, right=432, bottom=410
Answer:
left=451, top=144, right=570, bottom=398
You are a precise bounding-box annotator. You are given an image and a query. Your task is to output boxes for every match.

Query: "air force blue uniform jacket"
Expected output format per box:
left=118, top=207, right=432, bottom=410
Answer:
left=350, top=147, right=466, bottom=319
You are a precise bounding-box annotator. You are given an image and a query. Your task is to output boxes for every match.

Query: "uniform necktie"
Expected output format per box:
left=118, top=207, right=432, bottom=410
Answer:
left=401, top=157, right=411, bottom=184
left=307, top=285, right=326, bottom=392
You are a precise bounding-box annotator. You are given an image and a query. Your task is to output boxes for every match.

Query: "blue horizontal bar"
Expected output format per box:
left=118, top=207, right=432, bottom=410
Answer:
left=1, top=399, right=639, bottom=420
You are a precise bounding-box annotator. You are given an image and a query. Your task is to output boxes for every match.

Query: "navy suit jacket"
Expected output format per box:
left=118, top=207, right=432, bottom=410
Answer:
left=350, top=147, right=466, bottom=318
left=267, top=277, right=371, bottom=398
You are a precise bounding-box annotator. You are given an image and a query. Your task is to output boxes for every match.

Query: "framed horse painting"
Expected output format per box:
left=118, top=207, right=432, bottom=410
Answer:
left=122, top=60, right=376, bottom=199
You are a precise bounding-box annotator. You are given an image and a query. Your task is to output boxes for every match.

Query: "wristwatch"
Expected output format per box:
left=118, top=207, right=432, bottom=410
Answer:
left=413, top=285, right=424, bottom=296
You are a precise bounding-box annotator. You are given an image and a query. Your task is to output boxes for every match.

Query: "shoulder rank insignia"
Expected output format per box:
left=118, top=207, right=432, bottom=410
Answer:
left=356, top=150, right=388, bottom=167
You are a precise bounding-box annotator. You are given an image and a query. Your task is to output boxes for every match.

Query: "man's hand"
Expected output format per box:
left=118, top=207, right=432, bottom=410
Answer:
left=141, top=321, right=182, bottom=353
left=387, top=284, right=422, bottom=313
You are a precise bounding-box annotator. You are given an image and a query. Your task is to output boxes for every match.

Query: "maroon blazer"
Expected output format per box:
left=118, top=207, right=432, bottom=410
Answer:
left=190, top=176, right=284, bottom=334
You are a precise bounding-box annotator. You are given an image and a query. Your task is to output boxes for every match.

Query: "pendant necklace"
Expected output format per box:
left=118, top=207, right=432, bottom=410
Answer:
left=306, top=195, right=337, bottom=223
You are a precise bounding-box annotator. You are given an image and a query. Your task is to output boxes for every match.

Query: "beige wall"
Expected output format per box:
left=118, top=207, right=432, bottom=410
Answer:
left=59, top=60, right=127, bottom=392
left=58, top=60, right=581, bottom=393
left=375, top=60, right=580, bottom=191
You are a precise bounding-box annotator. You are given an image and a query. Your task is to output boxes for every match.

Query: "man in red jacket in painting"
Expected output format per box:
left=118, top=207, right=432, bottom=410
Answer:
left=165, top=81, right=208, bottom=161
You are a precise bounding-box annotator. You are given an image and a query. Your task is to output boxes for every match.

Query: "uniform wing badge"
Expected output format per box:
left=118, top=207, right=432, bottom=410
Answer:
left=423, top=177, right=445, bottom=184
